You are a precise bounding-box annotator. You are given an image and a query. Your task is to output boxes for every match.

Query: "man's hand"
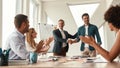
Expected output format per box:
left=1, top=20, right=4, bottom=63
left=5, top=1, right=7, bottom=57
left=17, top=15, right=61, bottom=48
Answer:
left=67, top=39, right=73, bottom=44
left=67, top=39, right=77, bottom=45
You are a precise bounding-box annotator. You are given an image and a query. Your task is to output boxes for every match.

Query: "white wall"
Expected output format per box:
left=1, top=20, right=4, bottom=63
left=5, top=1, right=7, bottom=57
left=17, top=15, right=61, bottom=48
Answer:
left=91, top=0, right=106, bottom=27
left=0, top=0, right=2, bottom=47
left=104, top=23, right=115, bottom=50
left=42, top=1, right=77, bottom=34
left=106, top=0, right=113, bottom=8
left=111, top=0, right=120, bottom=6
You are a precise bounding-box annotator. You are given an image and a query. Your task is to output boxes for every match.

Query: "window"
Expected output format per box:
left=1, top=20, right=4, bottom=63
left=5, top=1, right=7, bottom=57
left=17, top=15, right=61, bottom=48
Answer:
left=29, top=0, right=38, bottom=28
left=2, top=0, right=16, bottom=47
left=69, top=3, right=99, bottom=27
left=29, top=0, right=34, bottom=27
left=29, top=0, right=39, bottom=42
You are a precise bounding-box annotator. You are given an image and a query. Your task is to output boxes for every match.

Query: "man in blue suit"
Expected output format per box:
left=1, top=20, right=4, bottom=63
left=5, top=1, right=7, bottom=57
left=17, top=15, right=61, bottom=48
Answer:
left=53, top=19, right=77, bottom=56
left=69, top=13, right=102, bottom=57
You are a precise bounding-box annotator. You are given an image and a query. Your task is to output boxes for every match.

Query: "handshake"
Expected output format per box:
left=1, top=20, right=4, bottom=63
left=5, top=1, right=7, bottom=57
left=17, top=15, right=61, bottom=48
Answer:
left=67, top=38, right=76, bottom=44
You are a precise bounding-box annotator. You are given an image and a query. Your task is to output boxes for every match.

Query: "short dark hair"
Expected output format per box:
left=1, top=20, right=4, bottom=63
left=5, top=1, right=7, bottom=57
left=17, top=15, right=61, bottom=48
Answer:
left=58, top=19, right=64, bottom=23
left=82, top=13, right=89, bottom=18
left=14, top=14, right=28, bottom=28
left=104, top=5, right=120, bottom=29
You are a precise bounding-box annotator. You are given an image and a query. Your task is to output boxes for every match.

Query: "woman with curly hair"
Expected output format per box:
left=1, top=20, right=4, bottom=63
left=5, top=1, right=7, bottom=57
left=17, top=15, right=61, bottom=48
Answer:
left=79, top=5, right=120, bottom=62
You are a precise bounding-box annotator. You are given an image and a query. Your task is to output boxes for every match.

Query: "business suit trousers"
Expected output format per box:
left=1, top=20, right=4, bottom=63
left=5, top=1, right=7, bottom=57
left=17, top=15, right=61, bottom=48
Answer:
left=53, top=47, right=66, bottom=57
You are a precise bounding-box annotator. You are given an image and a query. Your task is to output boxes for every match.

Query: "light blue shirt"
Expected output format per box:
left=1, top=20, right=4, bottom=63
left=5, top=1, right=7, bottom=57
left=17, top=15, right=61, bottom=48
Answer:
left=4, top=29, right=29, bottom=60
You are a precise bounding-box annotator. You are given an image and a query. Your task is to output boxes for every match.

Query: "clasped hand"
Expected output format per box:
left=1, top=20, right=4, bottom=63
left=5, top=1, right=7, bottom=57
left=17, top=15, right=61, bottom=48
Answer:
left=67, top=39, right=74, bottom=44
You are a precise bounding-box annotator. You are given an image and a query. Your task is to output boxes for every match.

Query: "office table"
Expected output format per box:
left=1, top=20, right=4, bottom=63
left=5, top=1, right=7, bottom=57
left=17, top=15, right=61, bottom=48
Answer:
left=1, top=56, right=120, bottom=68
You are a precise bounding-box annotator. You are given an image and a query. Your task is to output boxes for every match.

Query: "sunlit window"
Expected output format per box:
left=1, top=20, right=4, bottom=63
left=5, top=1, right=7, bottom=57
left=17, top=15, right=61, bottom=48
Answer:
left=69, top=3, right=99, bottom=27
left=29, top=0, right=38, bottom=28
left=29, top=0, right=34, bottom=27
left=2, top=0, right=16, bottom=47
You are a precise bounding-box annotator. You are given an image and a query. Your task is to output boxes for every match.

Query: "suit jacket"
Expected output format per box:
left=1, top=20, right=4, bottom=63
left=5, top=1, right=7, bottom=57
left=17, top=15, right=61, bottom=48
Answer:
left=76, top=24, right=102, bottom=51
left=53, top=29, right=77, bottom=54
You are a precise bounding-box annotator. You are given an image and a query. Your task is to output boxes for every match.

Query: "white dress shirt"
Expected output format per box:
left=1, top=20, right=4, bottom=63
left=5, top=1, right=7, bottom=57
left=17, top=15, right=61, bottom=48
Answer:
left=59, top=28, right=67, bottom=47
left=85, top=25, right=89, bottom=47
left=4, top=29, right=29, bottom=60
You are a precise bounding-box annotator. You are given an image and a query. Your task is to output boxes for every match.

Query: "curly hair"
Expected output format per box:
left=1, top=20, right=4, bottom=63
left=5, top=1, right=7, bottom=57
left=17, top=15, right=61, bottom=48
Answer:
left=104, top=5, right=120, bottom=29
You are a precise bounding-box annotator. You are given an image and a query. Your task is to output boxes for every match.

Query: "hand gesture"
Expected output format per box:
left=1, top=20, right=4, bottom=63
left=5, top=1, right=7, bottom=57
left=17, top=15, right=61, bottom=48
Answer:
left=79, top=36, right=96, bottom=46
left=35, top=40, right=44, bottom=53
left=67, top=39, right=73, bottom=44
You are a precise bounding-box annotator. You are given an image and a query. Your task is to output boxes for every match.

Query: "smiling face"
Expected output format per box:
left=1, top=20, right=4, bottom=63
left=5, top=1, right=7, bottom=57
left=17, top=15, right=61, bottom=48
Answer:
left=31, top=29, right=37, bottom=39
left=58, top=19, right=65, bottom=30
left=82, top=15, right=89, bottom=25
left=26, top=28, right=37, bottom=40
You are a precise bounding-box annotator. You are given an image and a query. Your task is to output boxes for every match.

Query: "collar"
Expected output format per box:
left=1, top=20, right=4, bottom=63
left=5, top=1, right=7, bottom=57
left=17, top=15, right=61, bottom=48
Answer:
left=59, top=28, right=64, bottom=32
left=84, top=23, right=91, bottom=27
left=15, top=29, right=25, bottom=39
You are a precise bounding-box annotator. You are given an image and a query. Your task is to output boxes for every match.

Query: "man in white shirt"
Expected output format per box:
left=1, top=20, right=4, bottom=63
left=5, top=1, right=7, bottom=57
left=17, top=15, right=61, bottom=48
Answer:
left=4, top=14, right=43, bottom=60
left=68, top=13, right=102, bottom=57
